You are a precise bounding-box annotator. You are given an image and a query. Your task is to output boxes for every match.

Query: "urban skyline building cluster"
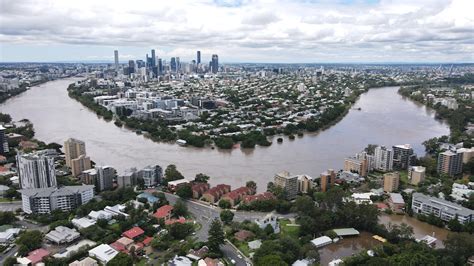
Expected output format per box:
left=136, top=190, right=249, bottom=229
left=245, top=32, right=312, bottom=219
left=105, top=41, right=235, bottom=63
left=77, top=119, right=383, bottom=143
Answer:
left=113, top=49, right=219, bottom=79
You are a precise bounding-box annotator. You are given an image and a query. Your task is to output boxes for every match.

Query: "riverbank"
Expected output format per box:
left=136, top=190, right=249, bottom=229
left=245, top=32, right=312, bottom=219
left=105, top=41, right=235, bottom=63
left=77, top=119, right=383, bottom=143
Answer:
left=398, top=85, right=472, bottom=147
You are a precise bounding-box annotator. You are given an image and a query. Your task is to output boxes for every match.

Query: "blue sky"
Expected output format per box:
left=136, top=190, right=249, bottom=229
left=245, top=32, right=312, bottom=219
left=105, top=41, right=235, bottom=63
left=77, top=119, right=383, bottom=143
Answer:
left=0, top=0, right=473, bottom=63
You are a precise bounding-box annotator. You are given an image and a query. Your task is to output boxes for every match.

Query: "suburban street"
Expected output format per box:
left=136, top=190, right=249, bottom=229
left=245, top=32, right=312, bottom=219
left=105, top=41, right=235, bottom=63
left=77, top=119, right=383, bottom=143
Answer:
left=163, top=192, right=296, bottom=266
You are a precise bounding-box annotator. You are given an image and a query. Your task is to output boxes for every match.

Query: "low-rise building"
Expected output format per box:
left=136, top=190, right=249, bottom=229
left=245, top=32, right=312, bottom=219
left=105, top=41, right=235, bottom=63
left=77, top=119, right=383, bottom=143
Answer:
left=202, top=184, right=231, bottom=203
left=168, top=179, right=191, bottom=192
left=192, top=183, right=210, bottom=199
left=88, top=244, right=118, bottom=264
left=54, top=240, right=96, bottom=259
left=255, top=213, right=280, bottom=233
left=154, top=205, right=174, bottom=221
left=388, top=193, right=405, bottom=213
left=72, top=217, right=97, bottom=229
left=412, top=192, right=474, bottom=224
left=45, top=226, right=80, bottom=244
left=220, top=186, right=254, bottom=206
left=122, top=226, right=144, bottom=240
left=0, top=228, right=21, bottom=244
left=69, top=257, right=98, bottom=266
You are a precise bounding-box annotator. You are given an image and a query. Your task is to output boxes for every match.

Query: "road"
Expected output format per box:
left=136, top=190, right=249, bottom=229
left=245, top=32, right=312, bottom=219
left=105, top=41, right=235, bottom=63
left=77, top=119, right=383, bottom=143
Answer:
left=0, top=201, right=21, bottom=212
left=0, top=218, right=49, bottom=265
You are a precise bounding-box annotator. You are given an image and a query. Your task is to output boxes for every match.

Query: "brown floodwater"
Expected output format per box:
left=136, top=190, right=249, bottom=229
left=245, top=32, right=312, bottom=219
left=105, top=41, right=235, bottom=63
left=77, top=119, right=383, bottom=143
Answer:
left=0, top=78, right=449, bottom=191
left=318, top=231, right=381, bottom=265
left=379, top=214, right=449, bottom=248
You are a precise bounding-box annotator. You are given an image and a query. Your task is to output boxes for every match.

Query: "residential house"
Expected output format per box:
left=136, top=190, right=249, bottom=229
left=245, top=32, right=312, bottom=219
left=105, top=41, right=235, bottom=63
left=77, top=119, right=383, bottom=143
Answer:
left=202, top=184, right=231, bottom=203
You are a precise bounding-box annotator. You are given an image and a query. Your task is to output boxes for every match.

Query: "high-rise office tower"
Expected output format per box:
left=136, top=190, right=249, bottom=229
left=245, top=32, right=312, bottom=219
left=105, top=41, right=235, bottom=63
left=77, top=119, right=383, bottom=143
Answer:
left=176, top=57, right=181, bottom=72
left=158, top=58, right=163, bottom=75
left=437, top=150, right=463, bottom=177
left=114, top=50, right=119, bottom=71
left=0, top=125, right=8, bottom=155
left=374, top=146, right=394, bottom=172
left=170, top=57, right=177, bottom=72
left=17, top=151, right=57, bottom=189
left=128, top=60, right=135, bottom=74
left=211, top=54, right=218, bottom=73
left=151, top=49, right=156, bottom=67
left=197, top=51, right=201, bottom=64
left=393, top=144, right=415, bottom=170
left=64, top=138, right=86, bottom=167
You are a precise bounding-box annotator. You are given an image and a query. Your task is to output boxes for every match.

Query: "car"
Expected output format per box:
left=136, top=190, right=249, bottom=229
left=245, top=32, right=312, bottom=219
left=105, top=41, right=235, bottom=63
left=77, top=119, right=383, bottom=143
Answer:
left=231, top=259, right=236, bottom=264
left=237, top=254, right=242, bottom=259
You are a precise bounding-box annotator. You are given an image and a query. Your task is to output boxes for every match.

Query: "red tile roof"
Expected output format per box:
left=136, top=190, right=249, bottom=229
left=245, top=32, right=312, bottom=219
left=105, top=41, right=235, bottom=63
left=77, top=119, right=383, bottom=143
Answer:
left=122, top=226, right=145, bottom=239
left=27, top=248, right=50, bottom=265
left=243, top=192, right=275, bottom=203
left=165, top=216, right=186, bottom=225
left=154, top=205, right=174, bottom=219
left=142, top=236, right=153, bottom=246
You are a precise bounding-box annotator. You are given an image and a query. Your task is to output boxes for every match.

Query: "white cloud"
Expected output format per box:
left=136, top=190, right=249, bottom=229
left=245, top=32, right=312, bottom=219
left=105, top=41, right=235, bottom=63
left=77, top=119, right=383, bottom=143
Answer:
left=0, top=0, right=473, bottom=62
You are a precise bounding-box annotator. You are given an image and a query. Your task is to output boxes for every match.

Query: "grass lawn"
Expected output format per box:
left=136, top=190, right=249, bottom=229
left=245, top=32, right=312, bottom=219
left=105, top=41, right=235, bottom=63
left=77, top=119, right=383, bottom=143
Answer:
left=236, top=241, right=251, bottom=257
left=280, top=219, right=300, bottom=238
left=136, top=259, right=148, bottom=266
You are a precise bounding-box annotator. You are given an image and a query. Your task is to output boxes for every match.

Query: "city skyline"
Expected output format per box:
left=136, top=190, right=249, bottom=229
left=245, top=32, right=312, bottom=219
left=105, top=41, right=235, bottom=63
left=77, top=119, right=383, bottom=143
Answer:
left=1, top=0, right=473, bottom=63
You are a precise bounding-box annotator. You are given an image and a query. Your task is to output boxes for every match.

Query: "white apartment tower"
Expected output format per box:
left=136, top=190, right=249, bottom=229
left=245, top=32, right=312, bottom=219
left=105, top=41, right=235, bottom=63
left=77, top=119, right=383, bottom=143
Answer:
left=374, top=146, right=394, bottom=172
left=16, top=151, right=57, bottom=189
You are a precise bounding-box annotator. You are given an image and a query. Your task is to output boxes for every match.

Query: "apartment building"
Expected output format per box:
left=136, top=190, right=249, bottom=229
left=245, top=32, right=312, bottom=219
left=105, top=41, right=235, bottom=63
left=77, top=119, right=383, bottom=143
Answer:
left=437, top=150, right=463, bottom=177
left=17, top=150, right=57, bottom=189
left=274, top=171, right=298, bottom=200
left=320, top=169, right=336, bottom=192
left=20, top=185, right=94, bottom=214
left=383, top=172, right=400, bottom=192
left=412, top=192, right=474, bottom=224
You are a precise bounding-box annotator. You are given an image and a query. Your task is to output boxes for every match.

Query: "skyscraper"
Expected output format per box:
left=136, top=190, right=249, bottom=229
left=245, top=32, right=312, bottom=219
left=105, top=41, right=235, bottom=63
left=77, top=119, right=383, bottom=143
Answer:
left=197, top=51, right=201, bottom=64
left=64, top=138, right=86, bottom=167
left=176, top=57, right=181, bottom=72
left=17, top=151, right=57, bottom=189
left=151, top=49, right=156, bottom=67
left=211, top=54, right=219, bottom=74
left=114, top=50, right=119, bottom=71
left=158, top=58, right=163, bottom=75
left=170, top=57, right=176, bottom=72
left=128, top=60, right=135, bottom=74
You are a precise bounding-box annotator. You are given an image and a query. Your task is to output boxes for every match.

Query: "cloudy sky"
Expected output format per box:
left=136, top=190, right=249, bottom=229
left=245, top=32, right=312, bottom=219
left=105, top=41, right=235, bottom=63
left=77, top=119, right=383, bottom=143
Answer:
left=0, top=0, right=473, bottom=63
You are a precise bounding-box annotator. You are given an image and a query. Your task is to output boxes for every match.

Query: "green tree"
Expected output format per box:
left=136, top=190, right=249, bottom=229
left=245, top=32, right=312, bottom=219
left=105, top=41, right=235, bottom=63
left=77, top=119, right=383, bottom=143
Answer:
left=208, top=219, right=225, bottom=253
left=174, top=199, right=188, bottom=217
left=15, top=230, right=43, bottom=256
left=256, top=255, right=288, bottom=266
left=165, top=164, right=184, bottom=181
left=169, top=222, right=194, bottom=239
left=448, top=216, right=463, bottom=232
left=3, top=257, right=17, bottom=266
left=0, top=211, right=17, bottom=224
left=444, top=232, right=474, bottom=265
left=220, top=210, right=234, bottom=224
left=246, top=181, right=257, bottom=191
left=176, top=185, right=193, bottom=199
left=194, top=173, right=210, bottom=183
left=218, top=199, right=231, bottom=209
